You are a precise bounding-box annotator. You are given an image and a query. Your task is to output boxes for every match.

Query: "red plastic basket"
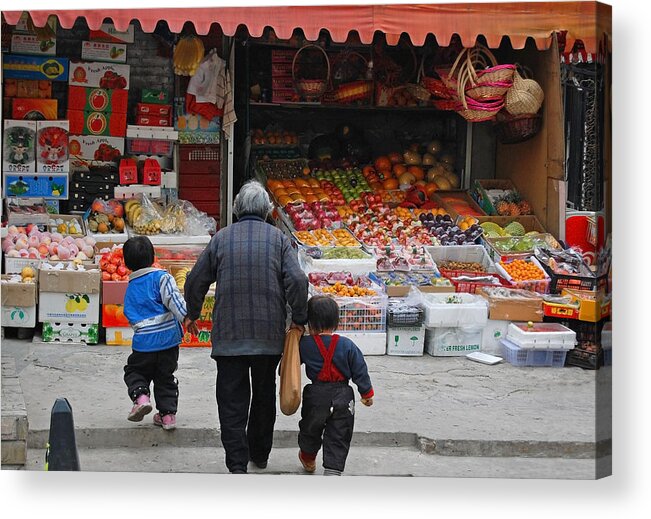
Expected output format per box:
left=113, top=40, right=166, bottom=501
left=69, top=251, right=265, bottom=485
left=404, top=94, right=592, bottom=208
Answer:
left=448, top=274, right=510, bottom=294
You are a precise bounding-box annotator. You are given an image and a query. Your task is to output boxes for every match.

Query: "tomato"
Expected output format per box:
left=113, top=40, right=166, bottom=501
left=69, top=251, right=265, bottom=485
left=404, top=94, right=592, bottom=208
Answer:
left=106, top=263, right=117, bottom=274
left=101, top=271, right=111, bottom=281
left=110, top=255, right=121, bottom=265
left=111, top=273, right=121, bottom=282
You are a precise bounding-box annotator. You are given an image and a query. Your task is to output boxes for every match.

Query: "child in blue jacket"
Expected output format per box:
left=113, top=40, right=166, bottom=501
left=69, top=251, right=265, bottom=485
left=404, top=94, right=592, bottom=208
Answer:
left=297, top=296, right=374, bottom=475
left=122, top=236, right=190, bottom=431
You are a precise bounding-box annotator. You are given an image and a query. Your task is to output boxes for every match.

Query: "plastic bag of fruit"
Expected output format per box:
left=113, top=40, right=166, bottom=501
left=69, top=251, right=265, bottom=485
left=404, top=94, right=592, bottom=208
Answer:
left=159, top=199, right=187, bottom=234
left=86, top=198, right=126, bottom=234
left=131, top=194, right=164, bottom=235
left=181, top=200, right=218, bottom=236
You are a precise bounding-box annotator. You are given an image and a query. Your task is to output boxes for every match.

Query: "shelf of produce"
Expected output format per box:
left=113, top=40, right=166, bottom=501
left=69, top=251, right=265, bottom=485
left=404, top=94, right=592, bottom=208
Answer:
left=125, top=231, right=211, bottom=246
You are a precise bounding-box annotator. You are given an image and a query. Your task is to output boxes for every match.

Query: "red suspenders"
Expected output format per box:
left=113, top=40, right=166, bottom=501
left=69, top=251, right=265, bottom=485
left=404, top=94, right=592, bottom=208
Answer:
left=313, top=334, right=346, bottom=382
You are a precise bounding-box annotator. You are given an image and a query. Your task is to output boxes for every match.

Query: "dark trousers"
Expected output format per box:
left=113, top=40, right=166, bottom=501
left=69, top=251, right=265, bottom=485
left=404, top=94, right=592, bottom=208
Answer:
left=214, top=354, right=282, bottom=473
left=123, top=346, right=179, bottom=415
left=298, top=382, right=355, bottom=473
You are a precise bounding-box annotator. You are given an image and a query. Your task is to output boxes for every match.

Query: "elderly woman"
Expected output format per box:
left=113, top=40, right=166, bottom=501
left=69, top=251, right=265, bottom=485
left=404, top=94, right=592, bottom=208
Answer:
left=184, top=180, right=308, bottom=474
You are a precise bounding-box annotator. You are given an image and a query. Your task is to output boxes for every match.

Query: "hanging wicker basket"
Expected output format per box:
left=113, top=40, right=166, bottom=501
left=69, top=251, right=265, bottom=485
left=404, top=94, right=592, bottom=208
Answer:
left=494, top=112, right=543, bottom=143
left=455, top=67, right=504, bottom=122
left=292, top=44, right=330, bottom=101
left=505, top=66, right=544, bottom=115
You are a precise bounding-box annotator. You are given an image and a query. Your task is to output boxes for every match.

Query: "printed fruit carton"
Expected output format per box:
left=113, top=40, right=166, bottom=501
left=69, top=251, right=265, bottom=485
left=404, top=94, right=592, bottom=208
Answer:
left=4, top=79, right=52, bottom=99
left=1, top=276, right=38, bottom=328
left=3, top=119, right=36, bottom=173
left=2, top=55, right=69, bottom=82
left=3, top=173, right=68, bottom=199
left=136, top=103, right=172, bottom=117
left=68, top=86, right=128, bottom=114
left=41, top=322, right=99, bottom=344
left=136, top=114, right=172, bottom=127
left=106, top=326, right=133, bottom=346
left=38, top=268, right=101, bottom=323
left=11, top=33, right=56, bottom=56
left=68, top=135, right=125, bottom=162
left=12, top=98, right=58, bottom=120
left=69, top=61, right=130, bottom=90
left=88, top=23, right=135, bottom=44
left=36, top=120, right=69, bottom=173
left=141, top=88, right=170, bottom=105
left=67, top=110, right=127, bottom=137
left=81, top=41, right=127, bottom=64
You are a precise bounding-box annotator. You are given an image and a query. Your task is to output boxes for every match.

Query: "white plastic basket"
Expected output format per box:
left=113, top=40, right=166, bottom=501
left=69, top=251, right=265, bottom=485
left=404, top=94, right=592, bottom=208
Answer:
left=426, top=245, right=497, bottom=274
left=421, top=292, right=488, bottom=328
left=506, top=322, right=576, bottom=350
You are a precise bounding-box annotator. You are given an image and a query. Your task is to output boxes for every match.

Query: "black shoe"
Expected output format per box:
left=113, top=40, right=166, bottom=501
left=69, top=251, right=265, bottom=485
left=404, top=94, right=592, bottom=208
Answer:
left=231, top=469, right=247, bottom=474
left=250, top=459, right=267, bottom=469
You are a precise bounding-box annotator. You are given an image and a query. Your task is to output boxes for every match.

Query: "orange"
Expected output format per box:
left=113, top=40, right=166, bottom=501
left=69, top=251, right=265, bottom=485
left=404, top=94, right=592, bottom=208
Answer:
left=305, top=195, right=319, bottom=204
left=362, top=165, right=376, bottom=177
left=392, top=163, right=407, bottom=176
left=282, top=179, right=296, bottom=188
left=267, top=179, right=283, bottom=190
left=308, top=178, right=320, bottom=188
left=301, top=188, right=315, bottom=195
left=374, top=156, right=392, bottom=172
left=407, top=165, right=425, bottom=181
left=291, top=193, right=305, bottom=202
left=383, top=178, right=399, bottom=190
left=277, top=195, right=292, bottom=206
left=295, top=178, right=309, bottom=187
left=273, top=188, right=289, bottom=197
left=286, top=187, right=301, bottom=195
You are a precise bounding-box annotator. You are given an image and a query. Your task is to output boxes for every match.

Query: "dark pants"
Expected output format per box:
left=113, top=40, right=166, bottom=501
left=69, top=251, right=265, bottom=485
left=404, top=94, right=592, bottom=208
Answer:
left=123, top=346, right=179, bottom=415
left=214, top=354, right=282, bottom=473
left=298, top=382, right=355, bottom=473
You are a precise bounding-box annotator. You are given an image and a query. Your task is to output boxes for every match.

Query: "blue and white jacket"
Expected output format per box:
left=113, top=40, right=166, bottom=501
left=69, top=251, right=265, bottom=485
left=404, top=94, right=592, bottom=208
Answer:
left=124, top=268, right=187, bottom=353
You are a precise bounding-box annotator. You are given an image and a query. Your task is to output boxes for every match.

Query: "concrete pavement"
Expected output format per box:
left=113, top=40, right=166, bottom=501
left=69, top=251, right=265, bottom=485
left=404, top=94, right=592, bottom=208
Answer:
left=0, top=337, right=612, bottom=478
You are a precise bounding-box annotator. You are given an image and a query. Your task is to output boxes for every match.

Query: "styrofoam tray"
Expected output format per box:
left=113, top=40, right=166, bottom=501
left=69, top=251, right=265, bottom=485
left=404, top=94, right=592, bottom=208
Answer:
left=421, top=292, right=488, bottom=328
left=506, top=322, right=576, bottom=350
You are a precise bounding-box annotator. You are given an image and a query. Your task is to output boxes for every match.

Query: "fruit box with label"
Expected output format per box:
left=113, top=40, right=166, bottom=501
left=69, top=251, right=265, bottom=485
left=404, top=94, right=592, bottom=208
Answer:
left=101, top=280, right=129, bottom=327
left=106, top=326, right=134, bottom=346
left=1, top=276, right=38, bottom=328
left=136, top=103, right=172, bottom=117
left=386, top=326, right=425, bottom=356
left=3, top=119, right=36, bottom=173
left=36, top=120, right=69, bottom=173
left=89, top=23, right=135, bottom=44
left=68, top=86, right=128, bottom=114
left=68, top=135, right=125, bottom=162
left=3, top=173, right=68, bottom=199
left=136, top=114, right=172, bottom=127
left=41, top=322, right=99, bottom=344
left=142, top=89, right=170, bottom=105
left=38, top=268, right=101, bottom=323
left=2, top=55, right=69, bottom=82
left=67, top=110, right=127, bottom=137
left=12, top=98, right=58, bottom=120
left=425, top=326, right=483, bottom=356
left=81, top=41, right=127, bottom=64
left=69, top=61, right=130, bottom=90
left=11, top=33, right=57, bottom=56
left=4, top=79, right=52, bottom=99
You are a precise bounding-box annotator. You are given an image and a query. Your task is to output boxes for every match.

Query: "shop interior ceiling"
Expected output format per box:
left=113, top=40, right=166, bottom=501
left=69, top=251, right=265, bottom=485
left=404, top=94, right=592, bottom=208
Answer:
left=2, top=2, right=610, bottom=54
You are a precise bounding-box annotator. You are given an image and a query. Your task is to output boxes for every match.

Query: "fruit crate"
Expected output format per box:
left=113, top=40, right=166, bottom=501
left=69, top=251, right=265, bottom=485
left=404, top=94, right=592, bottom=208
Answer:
left=500, top=338, right=567, bottom=367
left=178, top=144, right=220, bottom=175
left=495, top=256, right=551, bottom=294
left=448, top=273, right=510, bottom=294
left=387, top=304, right=424, bottom=327
left=470, top=179, right=519, bottom=216
left=126, top=138, right=174, bottom=158
left=427, top=244, right=496, bottom=277
left=483, top=233, right=562, bottom=263
left=536, top=258, right=608, bottom=294
left=328, top=294, right=388, bottom=333
left=473, top=215, right=546, bottom=233
left=564, top=346, right=604, bottom=370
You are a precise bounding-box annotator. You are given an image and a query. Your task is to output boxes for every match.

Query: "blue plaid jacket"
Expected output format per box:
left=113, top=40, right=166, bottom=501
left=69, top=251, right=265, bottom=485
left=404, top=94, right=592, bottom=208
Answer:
left=184, top=215, right=309, bottom=357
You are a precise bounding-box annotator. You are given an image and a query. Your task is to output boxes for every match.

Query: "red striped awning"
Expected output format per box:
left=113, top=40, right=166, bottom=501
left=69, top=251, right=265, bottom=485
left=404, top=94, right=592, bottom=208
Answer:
left=1, top=2, right=611, bottom=52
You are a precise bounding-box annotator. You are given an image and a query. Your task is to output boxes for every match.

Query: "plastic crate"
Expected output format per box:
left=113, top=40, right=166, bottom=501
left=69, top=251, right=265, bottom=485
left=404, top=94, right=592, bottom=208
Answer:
left=421, top=292, right=488, bottom=328
left=500, top=338, right=567, bottom=367
left=495, top=256, right=551, bottom=294
left=565, top=347, right=604, bottom=370
left=427, top=245, right=496, bottom=277
left=506, top=322, right=576, bottom=350
left=178, top=144, right=220, bottom=175
left=126, top=138, right=174, bottom=158
left=448, top=273, right=510, bottom=294
left=387, top=305, right=423, bottom=327
left=329, top=294, right=388, bottom=333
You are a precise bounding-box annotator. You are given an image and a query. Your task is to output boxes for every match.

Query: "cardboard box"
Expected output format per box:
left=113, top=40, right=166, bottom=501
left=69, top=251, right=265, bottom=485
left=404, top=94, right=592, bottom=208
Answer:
left=140, top=158, right=161, bottom=185
left=386, top=326, right=425, bottom=356
left=5, top=197, right=49, bottom=226
left=4, top=79, right=52, bottom=99
left=47, top=214, right=85, bottom=237
left=174, top=98, right=221, bottom=133
left=136, top=114, right=172, bottom=127
left=69, top=61, right=130, bottom=90
left=4, top=258, right=42, bottom=275
left=11, top=34, right=56, bottom=56
left=68, top=135, right=124, bottom=162
left=106, top=326, right=133, bottom=346
left=1, top=277, right=37, bottom=328
left=113, top=184, right=161, bottom=200
left=81, top=41, right=127, bottom=64
left=102, top=304, right=129, bottom=327
left=38, top=268, right=101, bottom=323
left=470, top=179, right=519, bottom=216
left=67, top=110, right=127, bottom=137
left=14, top=12, right=57, bottom=35
left=141, top=89, right=170, bottom=105
left=89, top=24, right=135, bottom=44
left=425, top=326, right=483, bottom=356
left=476, top=287, right=544, bottom=322
left=3, top=173, right=68, bottom=199
left=3, top=120, right=36, bottom=173
left=36, top=120, right=69, bottom=173
left=136, top=103, right=172, bottom=117
left=2, top=55, right=69, bottom=81
left=481, top=319, right=510, bottom=355
left=161, top=170, right=178, bottom=189
left=542, top=288, right=611, bottom=323
left=68, top=86, right=129, bottom=114
left=41, top=322, right=99, bottom=344
left=12, top=98, right=58, bottom=120
left=102, top=280, right=128, bottom=304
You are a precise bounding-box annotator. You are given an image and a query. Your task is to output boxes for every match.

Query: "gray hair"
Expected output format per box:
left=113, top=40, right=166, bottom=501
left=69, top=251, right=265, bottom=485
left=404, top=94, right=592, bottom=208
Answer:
left=233, top=180, right=273, bottom=219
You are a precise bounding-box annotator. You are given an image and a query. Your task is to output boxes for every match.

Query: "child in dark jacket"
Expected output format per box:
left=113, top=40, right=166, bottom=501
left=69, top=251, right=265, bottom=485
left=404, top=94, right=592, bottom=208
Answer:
left=122, top=236, right=189, bottom=431
left=298, top=296, right=374, bottom=476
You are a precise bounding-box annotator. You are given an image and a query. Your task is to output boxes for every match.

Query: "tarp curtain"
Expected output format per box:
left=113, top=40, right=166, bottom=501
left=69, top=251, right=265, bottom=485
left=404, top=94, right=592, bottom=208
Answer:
left=1, top=2, right=611, bottom=53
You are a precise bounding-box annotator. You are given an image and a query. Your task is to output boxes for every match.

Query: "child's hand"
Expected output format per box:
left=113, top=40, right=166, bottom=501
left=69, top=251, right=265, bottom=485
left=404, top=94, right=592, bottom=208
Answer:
left=184, top=317, right=199, bottom=336
left=361, top=397, right=373, bottom=407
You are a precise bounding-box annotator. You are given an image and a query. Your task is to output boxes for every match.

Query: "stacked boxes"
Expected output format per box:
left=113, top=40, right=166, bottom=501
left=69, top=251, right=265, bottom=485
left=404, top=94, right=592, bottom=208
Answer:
left=386, top=301, right=424, bottom=356
left=67, top=164, right=120, bottom=212
left=271, top=50, right=296, bottom=103
left=1, top=276, right=38, bottom=328
left=38, top=267, right=101, bottom=344
left=178, top=144, right=221, bottom=225
left=101, top=280, right=131, bottom=346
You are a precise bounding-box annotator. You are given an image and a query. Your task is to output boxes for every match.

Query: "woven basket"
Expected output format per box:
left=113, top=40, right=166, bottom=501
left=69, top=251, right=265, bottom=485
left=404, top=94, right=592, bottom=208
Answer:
left=456, top=68, right=503, bottom=122
left=434, top=47, right=470, bottom=93
left=494, top=112, right=543, bottom=143
left=467, top=45, right=516, bottom=85
left=333, top=80, right=374, bottom=104
left=292, top=44, right=330, bottom=101
left=505, top=69, right=544, bottom=115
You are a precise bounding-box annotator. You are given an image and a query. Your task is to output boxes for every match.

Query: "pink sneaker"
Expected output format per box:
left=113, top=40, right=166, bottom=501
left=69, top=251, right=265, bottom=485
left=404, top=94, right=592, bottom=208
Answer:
left=153, top=413, right=176, bottom=431
left=127, top=394, right=152, bottom=422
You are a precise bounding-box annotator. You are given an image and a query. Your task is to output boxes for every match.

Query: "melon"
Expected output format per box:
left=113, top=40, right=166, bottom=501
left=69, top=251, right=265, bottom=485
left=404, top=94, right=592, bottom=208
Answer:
left=426, top=166, right=441, bottom=183
left=403, top=150, right=422, bottom=165
left=445, top=172, right=461, bottom=188
left=433, top=176, right=452, bottom=190
left=398, top=172, right=417, bottom=185
left=422, top=153, right=436, bottom=166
